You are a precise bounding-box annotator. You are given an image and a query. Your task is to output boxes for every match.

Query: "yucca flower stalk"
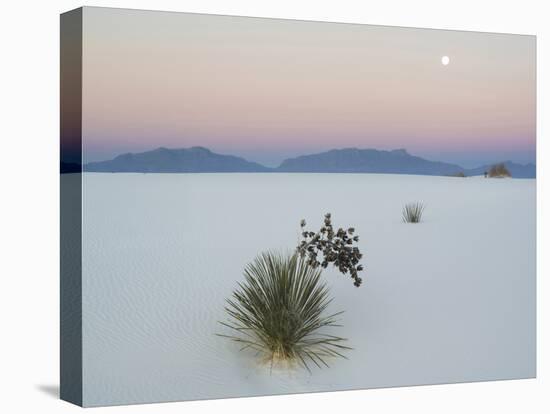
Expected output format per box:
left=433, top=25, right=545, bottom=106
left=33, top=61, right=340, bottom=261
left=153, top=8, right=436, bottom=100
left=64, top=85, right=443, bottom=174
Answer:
left=297, top=213, right=364, bottom=287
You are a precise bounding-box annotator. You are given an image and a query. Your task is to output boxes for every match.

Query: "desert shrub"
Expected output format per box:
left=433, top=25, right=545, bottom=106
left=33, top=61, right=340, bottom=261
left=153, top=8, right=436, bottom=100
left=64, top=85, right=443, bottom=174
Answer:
left=297, top=213, right=364, bottom=287
left=402, top=202, right=425, bottom=223
left=488, top=163, right=511, bottom=178
left=219, top=251, right=349, bottom=370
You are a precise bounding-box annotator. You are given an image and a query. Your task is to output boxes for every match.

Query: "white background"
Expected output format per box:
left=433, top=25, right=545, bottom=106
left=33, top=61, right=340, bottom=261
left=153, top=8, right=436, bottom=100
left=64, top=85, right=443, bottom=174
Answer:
left=0, top=0, right=547, bottom=412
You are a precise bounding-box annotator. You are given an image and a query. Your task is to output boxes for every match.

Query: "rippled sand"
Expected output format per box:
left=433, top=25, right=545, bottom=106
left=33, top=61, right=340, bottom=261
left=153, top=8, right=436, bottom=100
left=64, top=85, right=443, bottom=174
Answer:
left=80, top=173, right=535, bottom=406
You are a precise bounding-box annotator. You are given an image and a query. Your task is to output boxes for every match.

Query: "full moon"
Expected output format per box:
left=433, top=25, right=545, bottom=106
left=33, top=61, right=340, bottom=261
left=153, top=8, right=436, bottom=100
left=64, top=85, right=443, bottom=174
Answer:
left=441, top=55, right=450, bottom=66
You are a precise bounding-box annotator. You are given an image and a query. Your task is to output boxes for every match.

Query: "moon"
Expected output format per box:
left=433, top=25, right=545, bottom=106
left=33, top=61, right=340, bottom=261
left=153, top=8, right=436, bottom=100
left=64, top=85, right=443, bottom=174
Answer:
left=441, top=55, right=450, bottom=66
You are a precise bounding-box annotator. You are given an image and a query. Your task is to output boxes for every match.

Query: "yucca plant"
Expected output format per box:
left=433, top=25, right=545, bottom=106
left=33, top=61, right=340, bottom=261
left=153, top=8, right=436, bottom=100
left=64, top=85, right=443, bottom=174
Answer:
left=402, top=202, right=425, bottom=223
left=219, top=251, right=349, bottom=370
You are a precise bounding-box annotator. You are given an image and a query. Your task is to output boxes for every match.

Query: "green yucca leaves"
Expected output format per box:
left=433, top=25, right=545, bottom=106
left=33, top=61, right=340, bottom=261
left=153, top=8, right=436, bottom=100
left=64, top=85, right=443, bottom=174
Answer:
left=219, top=252, right=349, bottom=371
left=402, top=202, right=425, bottom=223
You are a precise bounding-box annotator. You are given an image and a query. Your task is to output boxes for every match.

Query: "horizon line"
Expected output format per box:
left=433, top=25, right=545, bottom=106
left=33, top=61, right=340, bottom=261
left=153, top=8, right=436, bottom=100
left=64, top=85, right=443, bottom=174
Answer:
left=79, top=145, right=536, bottom=170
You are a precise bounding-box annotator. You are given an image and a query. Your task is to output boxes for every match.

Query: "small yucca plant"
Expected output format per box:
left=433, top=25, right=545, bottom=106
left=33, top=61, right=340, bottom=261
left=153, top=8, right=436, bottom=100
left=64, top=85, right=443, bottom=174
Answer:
left=219, top=252, right=349, bottom=370
left=402, top=202, right=425, bottom=223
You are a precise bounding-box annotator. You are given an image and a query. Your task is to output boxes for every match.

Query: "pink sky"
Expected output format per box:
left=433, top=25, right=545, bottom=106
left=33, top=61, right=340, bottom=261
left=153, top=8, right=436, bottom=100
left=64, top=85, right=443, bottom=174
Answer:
left=81, top=8, right=536, bottom=167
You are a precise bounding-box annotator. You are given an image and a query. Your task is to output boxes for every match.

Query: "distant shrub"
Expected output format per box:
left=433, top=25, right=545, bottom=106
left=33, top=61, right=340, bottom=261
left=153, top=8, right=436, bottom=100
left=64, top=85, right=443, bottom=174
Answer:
left=451, top=171, right=466, bottom=177
left=488, top=163, right=511, bottom=178
left=219, top=251, right=349, bottom=370
left=297, top=213, right=364, bottom=287
left=402, top=202, right=425, bottom=223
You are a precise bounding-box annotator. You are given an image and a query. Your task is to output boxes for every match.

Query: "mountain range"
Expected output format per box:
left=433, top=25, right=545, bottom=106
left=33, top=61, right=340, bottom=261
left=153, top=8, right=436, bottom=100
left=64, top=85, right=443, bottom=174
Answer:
left=80, top=146, right=536, bottom=178
left=84, top=147, right=269, bottom=173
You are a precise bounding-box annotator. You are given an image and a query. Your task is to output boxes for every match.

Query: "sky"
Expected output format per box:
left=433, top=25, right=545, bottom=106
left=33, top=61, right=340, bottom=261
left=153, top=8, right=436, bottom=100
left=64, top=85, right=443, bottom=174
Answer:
left=81, top=7, right=536, bottom=168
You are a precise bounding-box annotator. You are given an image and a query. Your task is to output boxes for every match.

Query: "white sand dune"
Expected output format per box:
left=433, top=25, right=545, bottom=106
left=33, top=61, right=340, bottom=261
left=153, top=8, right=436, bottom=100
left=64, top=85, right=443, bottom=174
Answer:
left=80, top=173, right=535, bottom=407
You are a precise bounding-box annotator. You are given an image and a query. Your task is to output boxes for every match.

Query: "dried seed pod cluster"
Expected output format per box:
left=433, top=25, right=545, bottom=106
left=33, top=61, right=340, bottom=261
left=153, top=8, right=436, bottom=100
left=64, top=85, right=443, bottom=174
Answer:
left=297, top=213, right=364, bottom=287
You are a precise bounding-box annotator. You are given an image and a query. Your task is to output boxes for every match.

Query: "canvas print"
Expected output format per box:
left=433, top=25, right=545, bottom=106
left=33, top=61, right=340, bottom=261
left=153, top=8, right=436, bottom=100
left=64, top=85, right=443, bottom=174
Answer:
left=60, top=7, right=536, bottom=407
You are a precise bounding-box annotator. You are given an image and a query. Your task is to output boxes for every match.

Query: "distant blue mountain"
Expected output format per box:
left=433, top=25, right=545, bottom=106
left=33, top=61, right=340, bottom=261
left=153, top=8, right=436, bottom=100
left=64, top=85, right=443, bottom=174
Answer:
left=84, top=147, right=269, bottom=173
left=83, top=146, right=535, bottom=178
left=277, top=148, right=465, bottom=176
